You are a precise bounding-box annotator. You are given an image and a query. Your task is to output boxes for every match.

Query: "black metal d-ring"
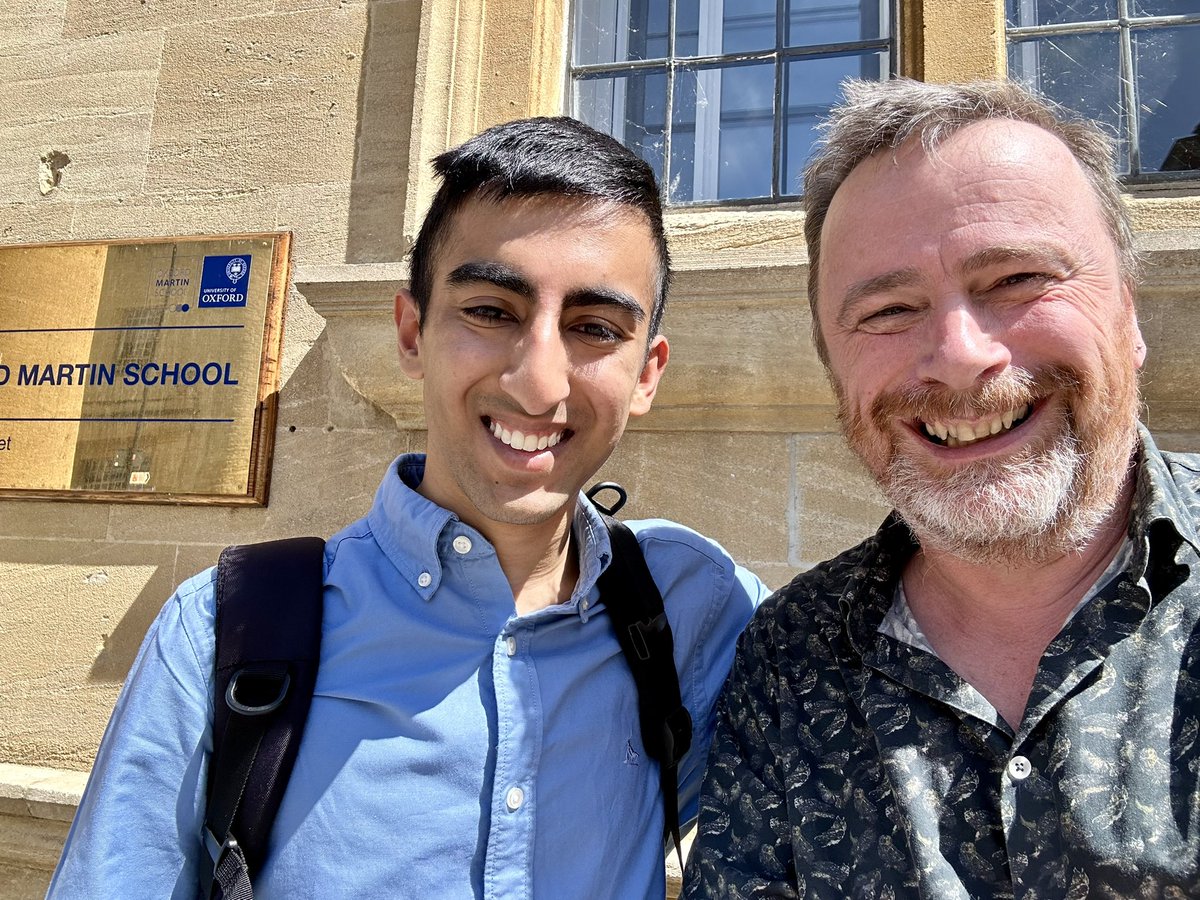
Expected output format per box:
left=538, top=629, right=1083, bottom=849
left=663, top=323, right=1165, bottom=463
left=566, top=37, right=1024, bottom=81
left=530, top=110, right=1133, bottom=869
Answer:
left=586, top=481, right=627, bottom=516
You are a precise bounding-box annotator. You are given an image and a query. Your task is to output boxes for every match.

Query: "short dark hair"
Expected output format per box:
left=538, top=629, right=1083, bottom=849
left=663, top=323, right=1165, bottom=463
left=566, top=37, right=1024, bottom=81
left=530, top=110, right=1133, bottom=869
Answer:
left=408, top=116, right=671, bottom=337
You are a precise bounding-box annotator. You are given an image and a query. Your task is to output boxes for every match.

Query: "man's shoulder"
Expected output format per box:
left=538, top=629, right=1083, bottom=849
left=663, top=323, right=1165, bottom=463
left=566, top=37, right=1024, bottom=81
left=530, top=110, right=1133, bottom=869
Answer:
left=1160, top=448, right=1200, bottom=494
left=756, top=530, right=891, bottom=635
left=625, top=518, right=739, bottom=572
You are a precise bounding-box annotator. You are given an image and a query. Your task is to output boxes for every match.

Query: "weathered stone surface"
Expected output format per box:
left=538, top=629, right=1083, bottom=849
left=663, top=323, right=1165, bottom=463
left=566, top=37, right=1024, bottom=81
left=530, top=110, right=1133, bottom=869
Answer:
left=0, top=542, right=183, bottom=765
left=64, top=0, right=273, bottom=39
left=275, top=182, right=356, bottom=266
left=0, top=115, right=152, bottom=202
left=0, top=201, right=74, bottom=244
left=145, top=6, right=369, bottom=192
left=792, top=433, right=890, bottom=568
left=598, top=430, right=792, bottom=570
left=667, top=207, right=807, bottom=271
left=0, top=1, right=66, bottom=55
left=68, top=190, right=277, bottom=242
left=0, top=503, right=109, bottom=540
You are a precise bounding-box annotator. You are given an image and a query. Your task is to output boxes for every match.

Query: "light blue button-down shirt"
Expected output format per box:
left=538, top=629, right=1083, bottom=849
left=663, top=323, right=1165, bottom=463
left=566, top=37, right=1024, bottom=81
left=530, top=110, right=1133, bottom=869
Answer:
left=50, top=455, right=767, bottom=899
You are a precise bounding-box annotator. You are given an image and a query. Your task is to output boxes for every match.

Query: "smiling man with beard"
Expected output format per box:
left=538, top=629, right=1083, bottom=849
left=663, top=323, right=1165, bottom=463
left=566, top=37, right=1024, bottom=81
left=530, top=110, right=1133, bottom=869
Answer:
left=683, top=79, right=1200, bottom=899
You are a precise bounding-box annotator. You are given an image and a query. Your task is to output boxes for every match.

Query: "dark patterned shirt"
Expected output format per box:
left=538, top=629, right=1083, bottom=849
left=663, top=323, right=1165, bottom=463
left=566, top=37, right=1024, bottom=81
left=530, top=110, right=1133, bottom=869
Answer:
left=683, top=430, right=1200, bottom=899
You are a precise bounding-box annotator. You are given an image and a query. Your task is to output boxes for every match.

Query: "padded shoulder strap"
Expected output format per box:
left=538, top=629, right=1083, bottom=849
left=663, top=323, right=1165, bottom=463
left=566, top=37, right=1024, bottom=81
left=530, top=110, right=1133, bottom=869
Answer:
left=595, top=515, right=692, bottom=865
left=203, top=537, right=325, bottom=900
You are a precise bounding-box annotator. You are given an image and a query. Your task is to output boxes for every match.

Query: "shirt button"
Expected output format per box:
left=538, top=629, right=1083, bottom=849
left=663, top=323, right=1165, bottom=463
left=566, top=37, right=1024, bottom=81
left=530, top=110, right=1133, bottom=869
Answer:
left=1008, top=755, right=1032, bottom=781
left=505, top=636, right=517, bottom=657
left=452, top=535, right=472, bottom=554
left=505, top=786, right=524, bottom=811
left=580, top=599, right=589, bottom=612
left=417, top=572, right=432, bottom=588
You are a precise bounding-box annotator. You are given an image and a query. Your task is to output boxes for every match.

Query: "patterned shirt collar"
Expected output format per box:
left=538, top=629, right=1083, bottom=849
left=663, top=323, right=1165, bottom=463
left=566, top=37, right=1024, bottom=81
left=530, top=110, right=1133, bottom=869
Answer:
left=844, top=425, right=1196, bottom=653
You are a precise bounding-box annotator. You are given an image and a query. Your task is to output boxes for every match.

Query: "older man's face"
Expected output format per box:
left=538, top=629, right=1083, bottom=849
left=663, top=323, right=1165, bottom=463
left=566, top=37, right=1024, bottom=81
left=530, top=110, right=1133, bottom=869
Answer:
left=816, top=119, right=1146, bottom=564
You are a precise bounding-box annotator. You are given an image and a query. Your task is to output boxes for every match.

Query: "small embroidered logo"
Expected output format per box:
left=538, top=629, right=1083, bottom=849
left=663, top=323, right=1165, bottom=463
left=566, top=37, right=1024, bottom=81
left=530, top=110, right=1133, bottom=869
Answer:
left=625, top=740, right=640, bottom=766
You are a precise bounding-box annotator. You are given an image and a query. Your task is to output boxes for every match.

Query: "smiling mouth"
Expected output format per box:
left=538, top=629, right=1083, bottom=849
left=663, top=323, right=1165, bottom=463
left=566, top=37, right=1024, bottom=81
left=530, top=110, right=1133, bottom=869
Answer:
left=484, top=417, right=572, bottom=452
left=919, top=403, right=1033, bottom=448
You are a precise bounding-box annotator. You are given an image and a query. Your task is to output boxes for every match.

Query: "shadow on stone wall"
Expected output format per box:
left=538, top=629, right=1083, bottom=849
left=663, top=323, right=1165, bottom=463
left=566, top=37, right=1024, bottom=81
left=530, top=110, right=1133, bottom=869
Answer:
left=346, top=0, right=420, bottom=265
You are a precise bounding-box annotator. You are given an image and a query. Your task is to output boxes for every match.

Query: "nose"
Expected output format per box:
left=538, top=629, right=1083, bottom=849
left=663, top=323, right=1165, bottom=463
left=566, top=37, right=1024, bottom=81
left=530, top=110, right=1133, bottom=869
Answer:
left=500, top=315, right=571, bottom=414
left=917, top=300, right=1010, bottom=391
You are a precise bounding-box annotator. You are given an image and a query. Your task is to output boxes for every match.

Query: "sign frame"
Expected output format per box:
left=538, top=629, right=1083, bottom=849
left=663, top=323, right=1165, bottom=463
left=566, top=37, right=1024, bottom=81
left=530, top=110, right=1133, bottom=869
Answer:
left=0, top=232, right=292, bottom=506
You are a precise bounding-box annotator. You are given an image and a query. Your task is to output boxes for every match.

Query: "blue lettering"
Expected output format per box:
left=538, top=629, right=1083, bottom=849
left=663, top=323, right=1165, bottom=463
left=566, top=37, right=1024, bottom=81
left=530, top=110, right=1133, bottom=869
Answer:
left=94, top=363, right=115, bottom=386
left=123, top=363, right=140, bottom=386
left=0, top=364, right=8, bottom=386
left=17, top=364, right=37, bottom=386
left=180, top=363, right=200, bottom=385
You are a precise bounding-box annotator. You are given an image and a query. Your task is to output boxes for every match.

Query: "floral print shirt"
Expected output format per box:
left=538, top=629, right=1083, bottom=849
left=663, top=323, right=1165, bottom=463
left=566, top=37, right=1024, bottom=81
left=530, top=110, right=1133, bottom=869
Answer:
left=683, top=430, right=1200, bottom=899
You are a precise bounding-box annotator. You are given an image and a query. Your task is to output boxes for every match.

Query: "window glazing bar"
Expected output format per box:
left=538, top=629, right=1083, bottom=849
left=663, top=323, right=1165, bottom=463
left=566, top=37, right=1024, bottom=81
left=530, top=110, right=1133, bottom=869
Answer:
left=772, top=0, right=786, bottom=198
left=1118, top=0, right=1140, bottom=175
left=664, top=0, right=677, bottom=199
left=1008, top=12, right=1200, bottom=39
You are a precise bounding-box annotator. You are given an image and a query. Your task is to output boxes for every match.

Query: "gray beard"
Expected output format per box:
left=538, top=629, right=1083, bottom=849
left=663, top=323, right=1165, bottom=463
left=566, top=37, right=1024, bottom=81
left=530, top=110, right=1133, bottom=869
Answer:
left=882, top=428, right=1125, bottom=566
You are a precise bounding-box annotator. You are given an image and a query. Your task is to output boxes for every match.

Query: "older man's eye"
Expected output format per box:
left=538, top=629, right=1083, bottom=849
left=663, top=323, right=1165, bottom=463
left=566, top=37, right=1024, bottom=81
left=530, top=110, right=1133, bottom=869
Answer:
left=995, top=272, right=1049, bottom=289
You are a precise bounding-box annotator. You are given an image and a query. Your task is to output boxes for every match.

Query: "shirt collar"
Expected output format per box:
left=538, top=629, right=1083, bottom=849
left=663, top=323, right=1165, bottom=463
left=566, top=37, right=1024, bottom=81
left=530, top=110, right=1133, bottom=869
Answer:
left=842, top=425, right=1195, bottom=651
left=1129, top=425, right=1200, bottom=560
left=366, top=453, right=615, bottom=619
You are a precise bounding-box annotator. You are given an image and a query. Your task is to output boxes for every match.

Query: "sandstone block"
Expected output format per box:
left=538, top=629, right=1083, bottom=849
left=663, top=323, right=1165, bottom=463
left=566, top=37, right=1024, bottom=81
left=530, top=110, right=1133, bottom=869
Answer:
left=146, top=6, right=369, bottom=192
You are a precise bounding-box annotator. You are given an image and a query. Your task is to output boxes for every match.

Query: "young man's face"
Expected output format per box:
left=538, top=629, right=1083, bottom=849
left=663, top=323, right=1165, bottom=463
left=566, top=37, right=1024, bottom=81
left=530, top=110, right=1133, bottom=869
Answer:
left=815, top=119, right=1145, bottom=564
left=395, top=194, right=668, bottom=534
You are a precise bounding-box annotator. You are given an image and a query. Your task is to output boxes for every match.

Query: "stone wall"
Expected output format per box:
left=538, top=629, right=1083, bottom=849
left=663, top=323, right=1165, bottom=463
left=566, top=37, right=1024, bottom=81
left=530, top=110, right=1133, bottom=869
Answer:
left=3, top=0, right=1200, bottom=895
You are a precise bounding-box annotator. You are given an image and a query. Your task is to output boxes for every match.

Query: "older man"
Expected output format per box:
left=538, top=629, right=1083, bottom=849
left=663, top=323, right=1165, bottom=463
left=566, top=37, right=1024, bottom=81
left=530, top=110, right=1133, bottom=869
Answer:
left=683, top=79, right=1200, bottom=898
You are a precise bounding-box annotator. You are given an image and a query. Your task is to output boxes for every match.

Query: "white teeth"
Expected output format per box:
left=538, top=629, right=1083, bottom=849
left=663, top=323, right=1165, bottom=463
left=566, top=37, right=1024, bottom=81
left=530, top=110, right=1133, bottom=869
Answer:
left=489, top=420, right=565, bottom=452
left=921, top=404, right=1031, bottom=447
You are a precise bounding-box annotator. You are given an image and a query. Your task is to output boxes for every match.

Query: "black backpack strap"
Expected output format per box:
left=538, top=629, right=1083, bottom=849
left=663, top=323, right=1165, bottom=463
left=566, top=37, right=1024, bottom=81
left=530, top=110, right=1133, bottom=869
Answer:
left=595, top=511, right=693, bottom=867
left=202, top=537, right=325, bottom=900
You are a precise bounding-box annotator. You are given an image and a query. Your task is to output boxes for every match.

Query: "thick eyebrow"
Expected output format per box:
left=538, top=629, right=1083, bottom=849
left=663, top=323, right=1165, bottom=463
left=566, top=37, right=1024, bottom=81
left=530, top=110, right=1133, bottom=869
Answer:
left=445, top=261, right=534, bottom=299
left=446, top=260, right=646, bottom=324
left=563, top=287, right=646, bottom=324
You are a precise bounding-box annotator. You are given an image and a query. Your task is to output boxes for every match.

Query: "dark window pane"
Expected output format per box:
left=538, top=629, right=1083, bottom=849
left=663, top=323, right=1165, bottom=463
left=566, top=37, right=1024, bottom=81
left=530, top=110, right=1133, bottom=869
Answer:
left=1133, top=24, right=1200, bottom=172
left=787, top=0, right=889, bottom=48
left=1134, top=0, right=1200, bottom=14
left=671, top=62, right=776, bottom=202
left=574, top=70, right=668, bottom=184
left=573, top=0, right=670, bottom=65
left=675, top=0, right=776, bottom=56
left=781, top=53, right=887, bottom=195
left=1007, top=32, right=1126, bottom=171
left=1005, top=0, right=1115, bottom=28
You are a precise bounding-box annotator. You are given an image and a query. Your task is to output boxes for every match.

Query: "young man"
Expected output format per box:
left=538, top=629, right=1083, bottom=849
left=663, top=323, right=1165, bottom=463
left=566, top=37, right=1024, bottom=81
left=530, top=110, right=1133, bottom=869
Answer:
left=684, top=78, right=1200, bottom=898
left=50, top=117, right=766, bottom=899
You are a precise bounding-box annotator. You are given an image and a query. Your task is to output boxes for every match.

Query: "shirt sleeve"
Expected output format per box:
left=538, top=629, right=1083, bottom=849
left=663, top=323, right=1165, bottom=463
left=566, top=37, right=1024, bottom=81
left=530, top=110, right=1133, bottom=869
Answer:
left=681, top=611, right=801, bottom=899
left=47, top=570, right=217, bottom=900
left=675, top=560, right=771, bottom=828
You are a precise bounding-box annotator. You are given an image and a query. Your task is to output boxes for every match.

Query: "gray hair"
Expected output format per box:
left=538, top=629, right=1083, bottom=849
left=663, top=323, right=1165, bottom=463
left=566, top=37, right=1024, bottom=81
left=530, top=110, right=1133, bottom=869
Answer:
left=802, top=78, right=1139, bottom=366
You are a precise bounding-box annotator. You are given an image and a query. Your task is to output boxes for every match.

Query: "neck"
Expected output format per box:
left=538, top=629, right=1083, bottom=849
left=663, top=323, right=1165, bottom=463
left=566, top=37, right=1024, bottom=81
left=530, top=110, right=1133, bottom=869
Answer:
left=902, top=477, right=1136, bottom=729
left=482, top=512, right=580, bottom=616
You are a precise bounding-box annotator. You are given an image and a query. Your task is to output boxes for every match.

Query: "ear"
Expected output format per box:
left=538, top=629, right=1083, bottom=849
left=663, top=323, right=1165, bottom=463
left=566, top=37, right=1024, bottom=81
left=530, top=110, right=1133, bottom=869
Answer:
left=395, top=289, right=424, bottom=380
left=628, top=334, right=669, bottom=418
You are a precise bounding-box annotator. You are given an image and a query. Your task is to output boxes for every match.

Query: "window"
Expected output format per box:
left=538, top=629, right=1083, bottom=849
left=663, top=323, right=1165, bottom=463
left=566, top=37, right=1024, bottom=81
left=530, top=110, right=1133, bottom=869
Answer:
left=1006, top=0, right=1200, bottom=178
left=570, top=0, right=896, bottom=204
